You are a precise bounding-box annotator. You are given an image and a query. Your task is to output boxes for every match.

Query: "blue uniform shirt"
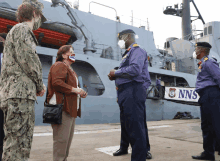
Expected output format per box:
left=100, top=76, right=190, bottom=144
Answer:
left=196, top=55, right=220, bottom=94
left=156, top=79, right=161, bottom=86
left=115, top=43, right=151, bottom=89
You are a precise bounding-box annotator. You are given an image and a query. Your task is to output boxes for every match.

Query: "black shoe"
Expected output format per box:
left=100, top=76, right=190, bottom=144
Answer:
left=192, top=152, right=215, bottom=160
left=146, top=151, right=152, bottom=159
left=113, top=149, right=128, bottom=156
left=218, top=151, right=220, bottom=155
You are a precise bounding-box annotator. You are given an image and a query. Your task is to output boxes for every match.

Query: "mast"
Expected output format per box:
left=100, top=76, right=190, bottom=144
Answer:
left=163, top=0, right=205, bottom=41
left=181, top=0, right=192, bottom=40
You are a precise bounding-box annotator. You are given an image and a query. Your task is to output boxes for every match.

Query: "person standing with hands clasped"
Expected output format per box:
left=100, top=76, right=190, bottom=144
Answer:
left=108, top=29, right=152, bottom=161
left=47, top=45, right=87, bottom=161
left=0, top=0, right=47, bottom=160
left=192, top=42, right=220, bottom=161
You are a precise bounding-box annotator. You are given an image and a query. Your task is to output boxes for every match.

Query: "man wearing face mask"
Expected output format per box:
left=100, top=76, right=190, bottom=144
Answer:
left=191, top=42, right=220, bottom=160
left=108, top=29, right=152, bottom=160
left=0, top=0, right=46, bottom=160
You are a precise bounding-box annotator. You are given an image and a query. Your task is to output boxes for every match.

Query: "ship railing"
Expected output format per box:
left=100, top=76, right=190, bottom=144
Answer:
left=73, top=42, right=122, bottom=60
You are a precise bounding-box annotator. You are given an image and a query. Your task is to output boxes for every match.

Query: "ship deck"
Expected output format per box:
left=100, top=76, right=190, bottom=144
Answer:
left=30, top=119, right=220, bottom=161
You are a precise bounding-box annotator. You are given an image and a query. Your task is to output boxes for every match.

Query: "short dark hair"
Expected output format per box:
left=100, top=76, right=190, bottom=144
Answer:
left=16, top=3, right=42, bottom=23
left=56, top=45, right=74, bottom=62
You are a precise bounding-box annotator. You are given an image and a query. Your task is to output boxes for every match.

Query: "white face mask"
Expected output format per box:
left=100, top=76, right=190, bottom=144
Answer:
left=118, top=35, right=128, bottom=49
left=118, top=40, right=126, bottom=49
left=193, top=49, right=201, bottom=59
left=193, top=52, right=197, bottom=59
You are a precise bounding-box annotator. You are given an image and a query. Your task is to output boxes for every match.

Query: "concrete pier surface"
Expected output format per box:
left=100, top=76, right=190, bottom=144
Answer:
left=30, top=119, right=220, bottom=161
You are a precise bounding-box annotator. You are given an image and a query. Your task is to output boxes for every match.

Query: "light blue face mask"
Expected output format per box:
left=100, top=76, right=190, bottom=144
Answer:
left=69, top=55, right=75, bottom=62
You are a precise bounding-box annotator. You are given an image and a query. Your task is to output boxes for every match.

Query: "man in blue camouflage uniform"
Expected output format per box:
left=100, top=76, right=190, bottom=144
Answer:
left=108, top=29, right=152, bottom=160
left=0, top=0, right=46, bottom=160
left=192, top=42, right=220, bottom=160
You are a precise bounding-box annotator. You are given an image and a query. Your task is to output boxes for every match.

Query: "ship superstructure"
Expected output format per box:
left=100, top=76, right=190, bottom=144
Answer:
left=0, top=0, right=208, bottom=125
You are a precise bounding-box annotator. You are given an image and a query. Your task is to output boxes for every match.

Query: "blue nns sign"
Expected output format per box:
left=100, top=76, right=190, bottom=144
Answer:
left=165, top=87, right=199, bottom=102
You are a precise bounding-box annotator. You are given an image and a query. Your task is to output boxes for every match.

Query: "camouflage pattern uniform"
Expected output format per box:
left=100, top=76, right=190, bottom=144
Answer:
left=0, top=21, right=44, bottom=160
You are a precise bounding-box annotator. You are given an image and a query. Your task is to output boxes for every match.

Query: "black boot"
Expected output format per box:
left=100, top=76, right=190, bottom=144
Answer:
left=113, top=149, right=128, bottom=156
left=192, top=152, right=215, bottom=160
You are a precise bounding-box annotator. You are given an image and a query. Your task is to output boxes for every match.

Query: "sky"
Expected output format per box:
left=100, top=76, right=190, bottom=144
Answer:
left=44, top=0, right=220, bottom=49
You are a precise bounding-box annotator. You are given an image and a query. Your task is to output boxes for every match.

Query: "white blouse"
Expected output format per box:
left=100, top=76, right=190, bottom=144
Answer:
left=74, top=75, right=80, bottom=110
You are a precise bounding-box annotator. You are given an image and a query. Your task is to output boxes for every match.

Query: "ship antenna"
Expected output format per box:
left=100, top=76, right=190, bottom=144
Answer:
left=147, top=18, right=150, bottom=31
left=131, top=10, right=133, bottom=26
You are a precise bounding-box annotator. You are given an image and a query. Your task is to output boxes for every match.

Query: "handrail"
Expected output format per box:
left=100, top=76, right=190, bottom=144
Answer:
left=89, top=1, right=118, bottom=20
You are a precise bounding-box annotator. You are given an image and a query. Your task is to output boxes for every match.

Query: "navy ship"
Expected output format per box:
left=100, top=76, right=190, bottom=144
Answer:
left=0, top=0, right=219, bottom=125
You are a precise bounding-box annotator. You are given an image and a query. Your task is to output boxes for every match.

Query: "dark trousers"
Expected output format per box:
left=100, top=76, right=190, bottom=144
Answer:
left=0, top=109, right=4, bottom=161
left=118, top=82, right=150, bottom=161
left=156, top=85, right=161, bottom=97
left=198, top=86, right=220, bottom=157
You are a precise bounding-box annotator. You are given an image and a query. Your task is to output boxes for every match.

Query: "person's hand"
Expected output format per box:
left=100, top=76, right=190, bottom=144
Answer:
left=108, top=69, right=116, bottom=81
left=37, top=84, right=46, bottom=97
left=73, top=88, right=87, bottom=96
left=37, top=89, right=46, bottom=97
left=81, top=92, right=87, bottom=98
left=108, top=74, right=116, bottom=81
left=78, top=88, right=87, bottom=98
left=109, top=69, right=116, bottom=77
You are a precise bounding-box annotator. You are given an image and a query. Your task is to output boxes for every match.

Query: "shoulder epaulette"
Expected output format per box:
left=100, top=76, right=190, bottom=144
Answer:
left=204, top=57, right=209, bottom=62
left=132, top=44, right=139, bottom=48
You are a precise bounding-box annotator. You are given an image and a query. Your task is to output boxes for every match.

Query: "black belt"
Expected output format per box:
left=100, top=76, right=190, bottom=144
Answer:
left=116, top=81, right=141, bottom=91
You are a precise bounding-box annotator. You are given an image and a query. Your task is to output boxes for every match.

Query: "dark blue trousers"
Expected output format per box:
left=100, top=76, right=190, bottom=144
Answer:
left=156, top=85, right=161, bottom=97
left=198, top=86, right=220, bottom=157
left=0, top=109, right=4, bottom=161
left=117, top=82, right=150, bottom=161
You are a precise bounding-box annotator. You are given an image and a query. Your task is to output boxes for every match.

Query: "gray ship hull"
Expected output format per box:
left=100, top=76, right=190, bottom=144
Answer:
left=35, top=96, right=200, bottom=126
left=0, top=0, right=201, bottom=126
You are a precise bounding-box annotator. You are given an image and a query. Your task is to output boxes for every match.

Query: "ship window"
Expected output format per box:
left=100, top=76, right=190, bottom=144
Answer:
left=164, top=41, right=170, bottom=48
left=204, top=27, right=207, bottom=36
left=208, top=26, right=212, bottom=34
